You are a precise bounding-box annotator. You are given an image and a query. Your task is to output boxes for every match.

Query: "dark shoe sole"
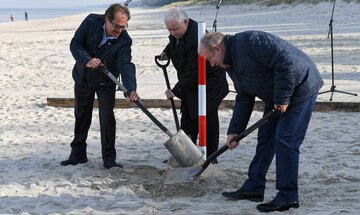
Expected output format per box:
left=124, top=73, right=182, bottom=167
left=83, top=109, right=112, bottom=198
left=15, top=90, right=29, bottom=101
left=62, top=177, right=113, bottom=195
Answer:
left=60, top=158, right=88, bottom=166
left=210, top=158, right=218, bottom=164
left=257, top=201, right=299, bottom=212
left=222, top=191, right=264, bottom=202
left=223, top=194, right=264, bottom=202
left=104, top=163, right=123, bottom=169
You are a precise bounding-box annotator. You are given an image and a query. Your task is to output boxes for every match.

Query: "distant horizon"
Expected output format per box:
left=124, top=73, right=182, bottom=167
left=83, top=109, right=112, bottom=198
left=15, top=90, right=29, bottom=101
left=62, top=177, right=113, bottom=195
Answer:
left=0, top=0, right=141, bottom=9
left=0, top=7, right=105, bottom=23
left=0, top=5, right=106, bottom=10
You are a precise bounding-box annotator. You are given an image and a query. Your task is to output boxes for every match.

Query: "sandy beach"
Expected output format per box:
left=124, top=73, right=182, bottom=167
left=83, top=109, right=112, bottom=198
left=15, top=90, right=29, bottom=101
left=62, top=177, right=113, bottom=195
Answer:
left=0, top=1, right=359, bottom=214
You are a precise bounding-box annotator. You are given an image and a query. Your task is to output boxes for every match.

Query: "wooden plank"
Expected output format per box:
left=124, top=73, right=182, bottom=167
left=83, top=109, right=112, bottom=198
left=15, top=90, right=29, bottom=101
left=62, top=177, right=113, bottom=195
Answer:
left=47, top=98, right=360, bottom=112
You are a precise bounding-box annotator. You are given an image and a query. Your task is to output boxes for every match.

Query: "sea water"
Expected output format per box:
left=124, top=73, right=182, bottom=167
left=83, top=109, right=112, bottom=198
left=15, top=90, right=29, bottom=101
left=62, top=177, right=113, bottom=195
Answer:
left=0, top=7, right=105, bottom=23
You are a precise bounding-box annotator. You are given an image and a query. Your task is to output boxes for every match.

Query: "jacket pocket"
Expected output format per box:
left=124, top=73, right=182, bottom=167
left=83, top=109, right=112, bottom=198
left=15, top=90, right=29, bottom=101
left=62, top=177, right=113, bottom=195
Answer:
left=84, top=67, right=109, bottom=83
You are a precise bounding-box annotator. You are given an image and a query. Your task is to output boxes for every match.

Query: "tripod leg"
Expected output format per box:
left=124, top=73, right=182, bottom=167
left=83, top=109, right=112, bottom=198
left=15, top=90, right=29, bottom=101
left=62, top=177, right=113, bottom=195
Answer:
left=330, top=90, right=334, bottom=101
left=318, top=90, right=331, bottom=95
left=319, top=84, right=357, bottom=101
left=334, top=89, right=358, bottom=96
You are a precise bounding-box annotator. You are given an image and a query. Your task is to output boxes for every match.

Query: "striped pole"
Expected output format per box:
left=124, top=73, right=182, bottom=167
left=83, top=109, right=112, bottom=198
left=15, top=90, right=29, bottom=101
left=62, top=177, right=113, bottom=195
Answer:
left=198, top=22, right=207, bottom=160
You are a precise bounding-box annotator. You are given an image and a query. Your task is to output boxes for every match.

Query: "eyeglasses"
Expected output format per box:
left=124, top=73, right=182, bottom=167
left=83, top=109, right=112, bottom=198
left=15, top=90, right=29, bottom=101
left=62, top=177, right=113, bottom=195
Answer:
left=109, top=19, right=128, bottom=30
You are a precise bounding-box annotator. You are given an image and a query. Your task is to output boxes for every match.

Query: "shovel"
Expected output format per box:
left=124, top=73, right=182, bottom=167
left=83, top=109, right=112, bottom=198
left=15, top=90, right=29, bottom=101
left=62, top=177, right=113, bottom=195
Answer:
left=155, top=55, right=180, bottom=131
left=165, top=109, right=280, bottom=184
left=101, top=67, right=202, bottom=167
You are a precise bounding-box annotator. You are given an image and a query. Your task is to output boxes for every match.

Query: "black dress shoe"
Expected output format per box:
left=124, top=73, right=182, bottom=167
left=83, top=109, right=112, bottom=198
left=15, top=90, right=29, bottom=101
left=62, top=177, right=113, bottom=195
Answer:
left=60, top=158, right=88, bottom=166
left=104, top=162, right=123, bottom=169
left=256, top=199, right=299, bottom=212
left=222, top=189, right=264, bottom=202
left=210, top=158, right=218, bottom=164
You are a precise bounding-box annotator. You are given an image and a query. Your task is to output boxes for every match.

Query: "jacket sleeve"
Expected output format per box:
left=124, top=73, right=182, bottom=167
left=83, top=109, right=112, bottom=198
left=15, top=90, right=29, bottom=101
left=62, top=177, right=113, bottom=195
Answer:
left=70, top=15, right=92, bottom=69
left=240, top=33, right=295, bottom=105
left=163, top=43, right=172, bottom=57
left=227, top=89, right=255, bottom=135
left=116, top=38, right=137, bottom=92
left=172, top=42, right=198, bottom=98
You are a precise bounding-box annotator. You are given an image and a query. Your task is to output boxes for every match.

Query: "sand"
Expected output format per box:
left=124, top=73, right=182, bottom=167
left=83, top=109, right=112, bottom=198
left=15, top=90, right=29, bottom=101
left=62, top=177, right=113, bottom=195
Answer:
left=0, top=1, right=359, bottom=214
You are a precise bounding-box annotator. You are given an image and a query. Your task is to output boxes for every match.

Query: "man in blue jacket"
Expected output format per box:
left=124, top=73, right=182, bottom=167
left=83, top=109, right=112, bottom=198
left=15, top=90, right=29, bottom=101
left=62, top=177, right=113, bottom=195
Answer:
left=200, top=31, right=323, bottom=212
left=61, top=4, right=139, bottom=169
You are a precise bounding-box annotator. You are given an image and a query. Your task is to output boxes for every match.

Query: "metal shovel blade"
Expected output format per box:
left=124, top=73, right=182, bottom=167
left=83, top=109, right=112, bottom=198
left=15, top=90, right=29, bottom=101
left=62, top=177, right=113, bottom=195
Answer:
left=102, top=68, right=202, bottom=167
left=164, top=166, right=203, bottom=184
left=163, top=110, right=280, bottom=184
left=163, top=129, right=202, bottom=167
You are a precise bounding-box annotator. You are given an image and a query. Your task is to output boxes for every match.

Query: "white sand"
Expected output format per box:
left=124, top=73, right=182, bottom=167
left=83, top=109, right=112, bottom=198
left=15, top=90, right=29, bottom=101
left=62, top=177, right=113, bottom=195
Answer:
left=0, top=1, right=359, bottom=214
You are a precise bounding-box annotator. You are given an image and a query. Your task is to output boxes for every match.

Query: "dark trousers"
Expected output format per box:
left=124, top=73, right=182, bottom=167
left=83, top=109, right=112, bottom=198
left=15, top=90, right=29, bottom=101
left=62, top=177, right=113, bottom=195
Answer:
left=242, top=95, right=317, bottom=202
left=70, top=83, right=117, bottom=164
left=181, top=106, right=220, bottom=158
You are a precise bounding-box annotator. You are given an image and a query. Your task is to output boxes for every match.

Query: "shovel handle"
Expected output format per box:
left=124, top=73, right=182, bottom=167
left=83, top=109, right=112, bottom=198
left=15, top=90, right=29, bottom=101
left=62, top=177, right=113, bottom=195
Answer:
left=169, top=99, right=180, bottom=131
left=155, top=55, right=180, bottom=131
left=102, top=68, right=170, bottom=135
left=201, top=144, right=229, bottom=169
left=155, top=55, right=170, bottom=68
left=201, top=109, right=280, bottom=170
left=155, top=55, right=172, bottom=91
left=232, top=109, right=280, bottom=142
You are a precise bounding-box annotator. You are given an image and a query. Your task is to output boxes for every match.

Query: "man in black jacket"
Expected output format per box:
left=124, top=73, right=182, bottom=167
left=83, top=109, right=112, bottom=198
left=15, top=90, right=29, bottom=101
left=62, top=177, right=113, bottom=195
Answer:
left=61, top=4, right=139, bottom=169
left=159, top=7, right=228, bottom=161
left=200, top=31, right=324, bottom=212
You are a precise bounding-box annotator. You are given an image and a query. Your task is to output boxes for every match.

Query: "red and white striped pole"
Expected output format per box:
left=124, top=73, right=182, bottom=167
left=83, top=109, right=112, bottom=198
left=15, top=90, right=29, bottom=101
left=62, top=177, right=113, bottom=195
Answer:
left=198, top=22, right=207, bottom=160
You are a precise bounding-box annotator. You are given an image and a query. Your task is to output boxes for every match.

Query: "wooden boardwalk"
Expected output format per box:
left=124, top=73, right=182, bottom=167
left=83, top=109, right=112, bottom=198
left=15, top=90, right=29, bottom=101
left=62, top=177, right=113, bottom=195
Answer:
left=47, top=98, right=360, bottom=112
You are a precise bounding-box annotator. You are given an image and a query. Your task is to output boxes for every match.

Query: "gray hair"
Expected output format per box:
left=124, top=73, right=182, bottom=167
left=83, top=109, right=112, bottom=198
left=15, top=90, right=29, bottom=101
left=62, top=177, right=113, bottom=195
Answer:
left=201, top=32, right=225, bottom=52
left=164, top=7, right=188, bottom=23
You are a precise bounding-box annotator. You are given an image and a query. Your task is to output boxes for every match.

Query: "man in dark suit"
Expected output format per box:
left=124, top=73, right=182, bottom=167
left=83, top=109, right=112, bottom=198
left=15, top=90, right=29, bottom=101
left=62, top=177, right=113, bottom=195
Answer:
left=61, top=4, right=139, bottom=169
left=200, top=31, right=324, bottom=212
left=159, top=7, right=229, bottom=161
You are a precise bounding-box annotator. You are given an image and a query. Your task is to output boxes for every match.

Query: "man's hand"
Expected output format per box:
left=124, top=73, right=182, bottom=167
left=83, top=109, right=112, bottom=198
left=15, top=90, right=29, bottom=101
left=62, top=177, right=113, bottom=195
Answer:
left=226, top=134, right=239, bottom=149
left=129, top=91, right=139, bottom=102
left=165, top=89, right=174, bottom=99
left=274, top=104, right=288, bottom=113
left=159, top=52, right=169, bottom=61
left=86, top=58, right=103, bottom=69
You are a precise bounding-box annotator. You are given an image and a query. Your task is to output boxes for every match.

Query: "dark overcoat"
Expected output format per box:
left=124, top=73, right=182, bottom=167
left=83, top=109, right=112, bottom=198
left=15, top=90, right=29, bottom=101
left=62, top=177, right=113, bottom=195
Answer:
left=163, top=19, right=229, bottom=119
left=70, top=14, right=136, bottom=91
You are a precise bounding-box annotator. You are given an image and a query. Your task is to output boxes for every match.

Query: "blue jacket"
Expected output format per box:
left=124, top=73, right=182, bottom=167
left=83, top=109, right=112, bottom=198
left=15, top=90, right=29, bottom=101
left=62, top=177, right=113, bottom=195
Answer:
left=225, top=31, right=323, bottom=134
left=70, top=14, right=136, bottom=91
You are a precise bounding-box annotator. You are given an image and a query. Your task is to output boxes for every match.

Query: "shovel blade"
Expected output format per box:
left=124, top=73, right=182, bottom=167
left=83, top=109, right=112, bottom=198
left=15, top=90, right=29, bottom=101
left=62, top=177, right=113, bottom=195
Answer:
left=164, top=166, right=203, bottom=184
left=164, top=129, right=202, bottom=167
